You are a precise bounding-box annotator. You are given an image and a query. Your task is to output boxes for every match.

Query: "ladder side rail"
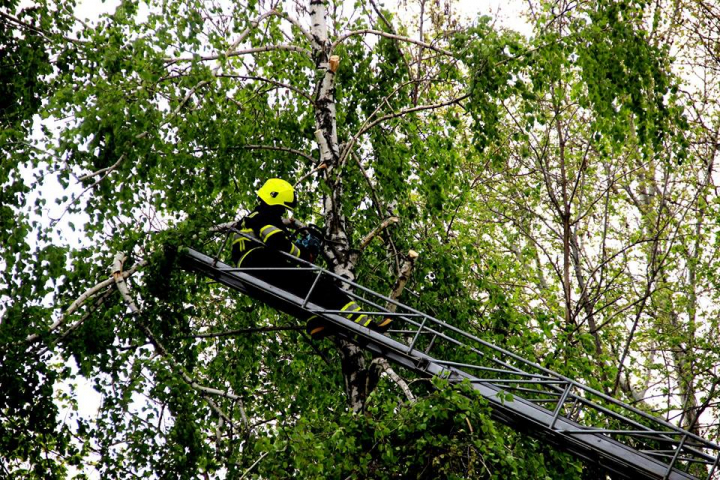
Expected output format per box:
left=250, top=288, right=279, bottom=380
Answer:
left=187, top=243, right=720, bottom=467
left=373, top=306, right=711, bottom=464
left=465, top=377, right=684, bottom=449
left=446, top=366, right=699, bottom=480
left=558, top=390, right=720, bottom=466
left=182, top=248, right=706, bottom=480
left=557, top=396, right=720, bottom=469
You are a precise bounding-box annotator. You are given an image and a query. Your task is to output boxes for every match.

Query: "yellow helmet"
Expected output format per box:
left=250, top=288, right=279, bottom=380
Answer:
left=256, top=178, right=296, bottom=210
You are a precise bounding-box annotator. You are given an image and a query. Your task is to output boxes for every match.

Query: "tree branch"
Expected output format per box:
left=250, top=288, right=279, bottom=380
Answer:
left=351, top=151, right=385, bottom=217
left=371, top=357, right=415, bottom=402
left=24, top=259, right=148, bottom=343
left=270, top=10, right=313, bottom=43
left=338, top=94, right=469, bottom=173
left=216, top=74, right=313, bottom=102
left=41, top=288, right=115, bottom=353
left=359, top=217, right=399, bottom=251
left=164, top=45, right=312, bottom=64
left=0, top=10, right=86, bottom=44
left=172, top=81, right=209, bottom=115
left=183, top=325, right=304, bottom=339
left=243, top=144, right=317, bottom=165
left=387, top=250, right=420, bottom=313
left=225, top=10, right=277, bottom=52
left=330, top=29, right=454, bottom=57
left=239, top=451, right=269, bottom=480
left=111, top=253, right=249, bottom=432
left=77, top=132, right=149, bottom=182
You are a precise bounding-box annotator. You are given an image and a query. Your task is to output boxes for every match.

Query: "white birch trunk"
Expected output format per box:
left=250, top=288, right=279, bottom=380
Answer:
left=309, top=0, right=368, bottom=413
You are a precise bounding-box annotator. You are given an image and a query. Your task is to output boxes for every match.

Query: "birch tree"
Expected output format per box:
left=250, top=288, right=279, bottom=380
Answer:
left=3, top=0, right=581, bottom=477
left=6, top=0, right=720, bottom=477
left=460, top=0, right=720, bottom=444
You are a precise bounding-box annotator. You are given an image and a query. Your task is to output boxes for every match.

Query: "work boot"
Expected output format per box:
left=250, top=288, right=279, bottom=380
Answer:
left=306, top=316, right=331, bottom=339
left=371, top=317, right=393, bottom=334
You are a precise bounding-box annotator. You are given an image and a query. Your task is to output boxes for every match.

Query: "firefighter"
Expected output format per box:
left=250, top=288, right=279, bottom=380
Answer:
left=231, top=178, right=392, bottom=339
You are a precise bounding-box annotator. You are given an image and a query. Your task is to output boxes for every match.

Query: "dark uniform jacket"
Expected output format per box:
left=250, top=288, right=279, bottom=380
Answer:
left=231, top=206, right=306, bottom=266
left=230, top=204, right=387, bottom=337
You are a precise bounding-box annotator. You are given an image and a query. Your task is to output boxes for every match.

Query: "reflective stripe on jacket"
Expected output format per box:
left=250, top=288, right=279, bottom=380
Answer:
left=232, top=207, right=303, bottom=264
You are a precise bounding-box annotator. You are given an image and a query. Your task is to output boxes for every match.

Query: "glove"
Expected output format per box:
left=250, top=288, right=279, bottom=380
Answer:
left=295, top=232, right=322, bottom=262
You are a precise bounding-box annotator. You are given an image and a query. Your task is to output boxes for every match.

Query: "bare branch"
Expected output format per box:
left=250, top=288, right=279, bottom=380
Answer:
left=112, top=253, right=142, bottom=313
left=359, top=217, right=399, bottom=251
left=172, top=81, right=210, bottom=115
left=386, top=250, right=419, bottom=311
left=371, top=357, right=415, bottom=402
left=330, top=29, right=454, bottom=57
left=41, top=288, right=115, bottom=352
left=225, top=10, right=276, bottom=52
left=243, top=144, right=317, bottom=165
left=294, top=163, right=327, bottom=187
left=367, top=251, right=419, bottom=402
left=77, top=154, right=127, bottom=183
left=239, top=451, right=269, bottom=480
left=164, top=45, right=312, bottom=64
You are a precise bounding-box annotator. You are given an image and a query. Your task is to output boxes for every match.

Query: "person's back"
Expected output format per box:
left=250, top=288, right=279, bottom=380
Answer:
left=232, top=178, right=392, bottom=338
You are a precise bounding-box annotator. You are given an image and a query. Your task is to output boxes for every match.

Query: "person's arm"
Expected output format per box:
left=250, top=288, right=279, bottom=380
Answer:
left=247, top=211, right=304, bottom=259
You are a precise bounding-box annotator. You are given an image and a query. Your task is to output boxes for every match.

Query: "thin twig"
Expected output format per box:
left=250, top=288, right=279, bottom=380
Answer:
left=239, top=451, right=269, bottom=480
left=215, top=74, right=313, bottom=103
left=0, top=10, right=86, bottom=44
left=350, top=151, right=385, bottom=217
left=243, top=144, right=317, bottom=165
left=77, top=133, right=148, bottom=182
left=330, top=29, right=454, bottom=57
left=164, top=45, right=312, bottom=64
left=183, top=325, right=304, bottom=339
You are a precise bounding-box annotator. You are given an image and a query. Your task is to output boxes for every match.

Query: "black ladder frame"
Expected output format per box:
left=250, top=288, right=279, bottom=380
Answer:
left=179, top=234, right=720, bottom=480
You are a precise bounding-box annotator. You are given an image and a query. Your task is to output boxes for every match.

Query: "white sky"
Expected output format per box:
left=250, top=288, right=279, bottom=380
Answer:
left=67, top=0, right=532, bottom=34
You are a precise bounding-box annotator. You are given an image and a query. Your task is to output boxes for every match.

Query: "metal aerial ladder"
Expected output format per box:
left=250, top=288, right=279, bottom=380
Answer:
left=179, top=230, right=720, bottom=480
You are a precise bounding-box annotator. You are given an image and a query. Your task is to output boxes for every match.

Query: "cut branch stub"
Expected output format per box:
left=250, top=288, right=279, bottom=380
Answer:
left=329, top=55, right=340, bottom=73
left=387, top=250, right=419, bottom=313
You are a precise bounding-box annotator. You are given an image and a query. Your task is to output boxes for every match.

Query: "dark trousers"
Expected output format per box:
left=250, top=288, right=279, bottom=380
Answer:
left=233, top=247, right=367, bottom=336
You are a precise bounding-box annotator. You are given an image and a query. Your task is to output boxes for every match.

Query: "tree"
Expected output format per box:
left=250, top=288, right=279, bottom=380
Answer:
left=3, top=0, right=718, bottom=478
left=460, top=0, right=720, bottom=443
left=2, top=0, right=560, bottom=477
